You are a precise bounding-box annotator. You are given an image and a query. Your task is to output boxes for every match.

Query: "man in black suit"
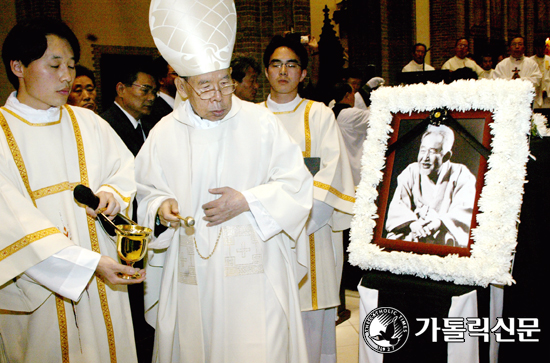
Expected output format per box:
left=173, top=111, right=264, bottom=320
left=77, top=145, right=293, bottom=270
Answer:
left=100, top=63, right=157, bottom=156
left=145, top=56, right=178, bottom=126
left=100, top=63, right=157, bottom=362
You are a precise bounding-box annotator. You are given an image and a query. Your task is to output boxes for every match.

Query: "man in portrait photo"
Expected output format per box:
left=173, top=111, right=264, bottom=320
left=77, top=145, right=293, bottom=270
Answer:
left=385, top=124, right=476, bottom=247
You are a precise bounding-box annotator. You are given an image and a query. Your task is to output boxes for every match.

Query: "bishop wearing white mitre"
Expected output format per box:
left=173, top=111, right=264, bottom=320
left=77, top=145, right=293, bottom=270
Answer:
left=136, top=1, right=313, bottom=362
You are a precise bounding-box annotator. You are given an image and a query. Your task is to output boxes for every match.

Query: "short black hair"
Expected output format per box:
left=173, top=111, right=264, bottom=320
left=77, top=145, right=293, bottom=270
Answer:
left=116, top=60, right=155, bottom=87
left=230, top=54, right=260, bottom=83
left=508, top=35, right=525, bottom=46
left=2, top=18, right=80, bottom=90
left=263, top=34, right=309, bottom=70
left=151, top=56, right=170, bottom=82
left=333, top=82, right=353, bottom=103
left=455, top=37, right=468, bottom=47
left=412, top=43, right=427, bottom=54
left=75, top=65, right=95, bottom=84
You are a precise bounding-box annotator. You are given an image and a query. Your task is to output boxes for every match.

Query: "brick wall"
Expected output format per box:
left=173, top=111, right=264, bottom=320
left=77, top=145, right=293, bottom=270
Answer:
left=430, top=0, right=460, bottom=69
left=15, top=0, right=60, bottom=21
left=234, top=0, right=311, bottom=101
left=430, top=0, right=539, bottom=69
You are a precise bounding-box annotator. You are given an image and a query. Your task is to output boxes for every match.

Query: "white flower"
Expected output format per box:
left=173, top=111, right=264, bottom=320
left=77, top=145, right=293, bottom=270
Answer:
left=532, top=113, right=550, bottom=137
left=350, top=79, right=533, bottom=287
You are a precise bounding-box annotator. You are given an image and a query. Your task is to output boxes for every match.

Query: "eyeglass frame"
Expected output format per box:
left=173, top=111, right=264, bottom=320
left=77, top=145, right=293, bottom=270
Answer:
left=130, top=83, right=159, bottom=96
left=268, top=60, right=302, bottom=70
left=182, top=77, right=236, bottom=100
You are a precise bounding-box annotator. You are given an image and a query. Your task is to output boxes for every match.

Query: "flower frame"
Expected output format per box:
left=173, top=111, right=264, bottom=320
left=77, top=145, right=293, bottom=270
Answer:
left=349, top=79, right=534, bottom=287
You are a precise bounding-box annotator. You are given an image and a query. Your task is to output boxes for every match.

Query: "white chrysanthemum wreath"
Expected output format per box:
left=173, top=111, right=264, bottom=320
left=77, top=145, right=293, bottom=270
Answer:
left=349, top=79, right=534, bottom=287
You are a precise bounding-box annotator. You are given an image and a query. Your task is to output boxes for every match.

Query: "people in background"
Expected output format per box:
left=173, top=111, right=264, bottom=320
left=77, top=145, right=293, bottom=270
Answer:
left=479, top=54, right=495, bottom=79
left=402, top=43, right=435, bottom=72
left=100, top=63, right=157, bottom=157
left=530, top=37, right=550, bottom=108
left=146, top=56, right=178, bottom=125
left=441, top=38, right=485, bottom=78
left=494, top=36, right=542, bottom=88
left=67, top=65, right=97, bottom=112
left=230, top=53, right=260, bottom=102
left=331, top=82, right=369, bottom=186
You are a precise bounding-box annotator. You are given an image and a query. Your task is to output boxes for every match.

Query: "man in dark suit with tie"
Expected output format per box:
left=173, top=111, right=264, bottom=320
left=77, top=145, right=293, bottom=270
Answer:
left=99, top=62, right=157, bottom=362
left=145, top=56, right=178, bottom=126
left=100, top=63, right=157, bottom=156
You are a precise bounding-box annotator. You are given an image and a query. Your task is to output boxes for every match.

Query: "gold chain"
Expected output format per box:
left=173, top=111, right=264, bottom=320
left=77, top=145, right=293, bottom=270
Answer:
left=194, top=228, right=222, bottom=260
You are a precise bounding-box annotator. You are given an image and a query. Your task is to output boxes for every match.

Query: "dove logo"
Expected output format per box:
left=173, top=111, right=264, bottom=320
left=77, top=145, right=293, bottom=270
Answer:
left=362, top=307, right=409, bottom=353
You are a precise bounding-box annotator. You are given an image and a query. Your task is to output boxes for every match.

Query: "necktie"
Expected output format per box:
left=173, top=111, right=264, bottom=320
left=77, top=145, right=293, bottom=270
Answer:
left=135, top=123, right=145, bottom=143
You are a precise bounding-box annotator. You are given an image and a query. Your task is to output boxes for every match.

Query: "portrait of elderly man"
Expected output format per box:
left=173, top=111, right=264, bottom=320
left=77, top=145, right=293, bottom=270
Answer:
left=384, top=124, right=477, bottom=247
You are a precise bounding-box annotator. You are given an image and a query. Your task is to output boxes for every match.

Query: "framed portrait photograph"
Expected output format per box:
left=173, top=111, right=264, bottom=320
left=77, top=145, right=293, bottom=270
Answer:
left=376, top=110, right=492, bottom=258
left=349, top=79, right=534, bottom=286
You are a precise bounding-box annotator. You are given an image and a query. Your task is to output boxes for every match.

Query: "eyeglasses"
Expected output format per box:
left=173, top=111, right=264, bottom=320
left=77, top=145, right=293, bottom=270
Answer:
left=268, top=61, right=301, bottom=70
left=131, top=83, right=158, bottom=96
left=183, top=78, right=235, bottom=100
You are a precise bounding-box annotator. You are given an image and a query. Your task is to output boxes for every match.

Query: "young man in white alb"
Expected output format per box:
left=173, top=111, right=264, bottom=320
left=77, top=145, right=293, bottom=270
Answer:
left=263, top=34, right=356, bottom=363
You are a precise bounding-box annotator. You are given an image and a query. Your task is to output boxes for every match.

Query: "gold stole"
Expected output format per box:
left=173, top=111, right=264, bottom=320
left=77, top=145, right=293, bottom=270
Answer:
left=267, top=99, right=320, bottom=309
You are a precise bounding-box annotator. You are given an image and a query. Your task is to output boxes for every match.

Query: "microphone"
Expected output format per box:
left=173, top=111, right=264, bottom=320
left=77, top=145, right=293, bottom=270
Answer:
left=74, top=184, right=101, bottom=210
left=73, top=184, right=133, bottom=235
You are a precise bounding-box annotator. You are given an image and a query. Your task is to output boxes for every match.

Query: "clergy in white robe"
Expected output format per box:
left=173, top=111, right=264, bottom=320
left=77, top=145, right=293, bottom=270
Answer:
left=263, top=96, right=356, bottom=309
left=334, top=107, right=369, bottom=186
left=263, top=34, right=356, bottom=363
left=442, top=56, right=485, bottom=78
left=354, top=92, right=368, bottom=110
left=385, top=125, right=476, bottom=248
left=403, top=43, right=435, bottom=72
left=402, top=60, right=435, bottom=72
left=441, top=38, right=484, bottom=78
left=494, top=37, right=542, bottom=89
left=135, top=91, right=312, bottom=362
left=479, top=69, right=494, bottom=79
left=331, top=82, right=370, bottom=186
left=0, top=19, right=142, bottom=363
left=0, top=94, right=139, bottom=363
left=494, top=56, right=542, bottom=88
left=530, top=54, right=550, bottom=108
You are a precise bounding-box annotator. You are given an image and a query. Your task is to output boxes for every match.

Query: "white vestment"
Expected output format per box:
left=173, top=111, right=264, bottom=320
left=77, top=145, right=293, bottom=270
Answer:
left=494, top=56, right=542, bottom=88
left=0, top=93, right=137, bottom=363
left=442, top=56, right=486, bottom=77
left=136, top=96, right=311, bottom=363
left=479, top=69, right=494, bottom=79
left=335, top=107, right=370, bottom=186
left=354, top=92, right=368, bottom=110
left=402, top=60, right=435, bottom=72
left=530, top=55, right=550, bottom=107
left=328, top=93, right=368, bottom=111
left=264, top=95, right=355, bottom=363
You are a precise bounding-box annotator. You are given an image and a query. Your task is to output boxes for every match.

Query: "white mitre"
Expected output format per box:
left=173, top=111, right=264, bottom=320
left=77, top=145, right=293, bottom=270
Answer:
left=149, top=0, right=237, bottom=77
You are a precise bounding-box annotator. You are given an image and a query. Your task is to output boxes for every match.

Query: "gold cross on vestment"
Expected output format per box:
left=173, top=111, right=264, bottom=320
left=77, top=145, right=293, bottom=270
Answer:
left=512, top=67, right=520, bottom=79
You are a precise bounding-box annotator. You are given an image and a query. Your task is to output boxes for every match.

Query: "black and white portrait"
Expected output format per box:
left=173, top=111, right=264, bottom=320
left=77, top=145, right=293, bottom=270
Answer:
left=383, top=123, right=482, bottom=247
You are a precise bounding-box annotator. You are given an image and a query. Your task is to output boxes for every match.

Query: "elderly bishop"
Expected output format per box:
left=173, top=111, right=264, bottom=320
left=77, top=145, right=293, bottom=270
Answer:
left=136, top=1, right=312, bottom=362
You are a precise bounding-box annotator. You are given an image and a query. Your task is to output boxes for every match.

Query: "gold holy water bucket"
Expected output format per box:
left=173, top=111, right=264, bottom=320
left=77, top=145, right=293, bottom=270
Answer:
left=115, top=224, right=152, bottom=279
